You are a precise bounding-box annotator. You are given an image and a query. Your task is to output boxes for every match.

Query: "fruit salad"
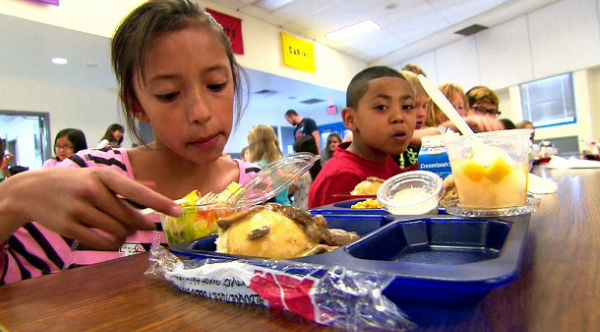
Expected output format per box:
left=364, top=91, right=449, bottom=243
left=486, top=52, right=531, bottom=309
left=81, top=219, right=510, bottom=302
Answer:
left=160, top=183, right=241, bottom=246
left=450, top=142, right=528, bottom=209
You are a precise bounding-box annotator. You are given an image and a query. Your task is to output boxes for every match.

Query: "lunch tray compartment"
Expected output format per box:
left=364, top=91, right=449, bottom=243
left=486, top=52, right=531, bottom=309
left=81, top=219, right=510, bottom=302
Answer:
left=170, top=214, right=529, bottom=306
left=345, top=219, right=509, bottom=265
left=310, top=198, right=446, bottom=215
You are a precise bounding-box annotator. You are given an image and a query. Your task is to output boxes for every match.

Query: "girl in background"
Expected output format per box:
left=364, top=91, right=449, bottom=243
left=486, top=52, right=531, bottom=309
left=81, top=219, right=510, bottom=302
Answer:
left=290, top=135, right=321, bottom=210
left=0, top=0, right=259, bottom=285
left=425, top=83, right=469, bottom=127
left=247, top=124, right=290, bottom=205
left=320, top=132, right=341, bottom=166
left=43, top=128, right=88, bottom=168
left=97, top=123, right=125, bottom=148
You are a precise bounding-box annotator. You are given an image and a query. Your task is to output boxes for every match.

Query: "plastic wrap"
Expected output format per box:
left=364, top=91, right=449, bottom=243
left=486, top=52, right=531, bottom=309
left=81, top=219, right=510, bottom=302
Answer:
left=146, top=245, right=416, bottom=331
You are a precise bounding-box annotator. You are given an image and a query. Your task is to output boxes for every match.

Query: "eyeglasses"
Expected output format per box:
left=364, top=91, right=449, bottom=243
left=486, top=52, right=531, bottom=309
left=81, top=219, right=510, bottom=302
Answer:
left=55, top=145, right=74, bottom=151
left=472, top=106, right=501, bottom=117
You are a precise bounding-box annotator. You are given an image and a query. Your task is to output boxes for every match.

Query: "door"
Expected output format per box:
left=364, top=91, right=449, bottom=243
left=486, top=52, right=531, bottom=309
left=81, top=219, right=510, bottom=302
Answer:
left=0, top=111, right=51, bottom=173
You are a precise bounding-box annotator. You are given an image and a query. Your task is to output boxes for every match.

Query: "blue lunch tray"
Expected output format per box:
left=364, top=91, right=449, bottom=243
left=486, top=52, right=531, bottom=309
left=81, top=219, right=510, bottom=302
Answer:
left=169, top=214, right=529, bottom=306
left=309, top=198, right=447, bottom=215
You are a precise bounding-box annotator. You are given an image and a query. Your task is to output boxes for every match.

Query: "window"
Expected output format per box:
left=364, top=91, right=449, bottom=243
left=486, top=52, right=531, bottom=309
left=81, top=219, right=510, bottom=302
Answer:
left=520, top=73, right=576, bottom=128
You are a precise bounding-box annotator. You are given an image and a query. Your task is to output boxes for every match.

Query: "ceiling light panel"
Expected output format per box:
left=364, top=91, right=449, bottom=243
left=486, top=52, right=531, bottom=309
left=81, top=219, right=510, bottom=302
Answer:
left=325, top=19, right=380, bottom=42
left=254, top=0, right=296, bottom=11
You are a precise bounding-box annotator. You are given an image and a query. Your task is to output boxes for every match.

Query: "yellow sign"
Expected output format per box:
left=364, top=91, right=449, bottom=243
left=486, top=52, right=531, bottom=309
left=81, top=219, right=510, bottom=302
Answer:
left=281, top=32, right=316, bottom=72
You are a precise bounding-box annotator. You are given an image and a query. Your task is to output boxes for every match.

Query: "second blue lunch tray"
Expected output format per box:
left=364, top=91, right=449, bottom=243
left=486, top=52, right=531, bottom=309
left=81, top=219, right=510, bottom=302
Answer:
left=169, top=214, right=529, bottom=306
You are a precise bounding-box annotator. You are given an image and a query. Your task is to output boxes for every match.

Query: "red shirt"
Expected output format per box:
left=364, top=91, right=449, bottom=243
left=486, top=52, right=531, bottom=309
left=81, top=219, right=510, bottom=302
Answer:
left=308, top=142, right=416, bottom=208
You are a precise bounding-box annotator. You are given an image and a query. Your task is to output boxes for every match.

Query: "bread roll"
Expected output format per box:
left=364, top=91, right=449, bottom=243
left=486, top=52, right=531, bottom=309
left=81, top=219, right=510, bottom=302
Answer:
left=351, top=177, right=384, bottom=195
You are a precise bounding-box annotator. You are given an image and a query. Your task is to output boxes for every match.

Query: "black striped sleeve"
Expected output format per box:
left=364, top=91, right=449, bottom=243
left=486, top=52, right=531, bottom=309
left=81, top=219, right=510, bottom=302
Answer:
left=67, top=154, right=87, bottom=168
left=7, top=236, right=53, bottom=276
left=23, top=223, right=65, bottom=270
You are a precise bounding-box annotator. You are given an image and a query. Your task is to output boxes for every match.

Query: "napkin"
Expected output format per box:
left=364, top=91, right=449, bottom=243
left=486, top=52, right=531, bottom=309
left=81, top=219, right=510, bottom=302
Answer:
left=528, top=173, right=558, bottom=194
left=546, top=156, right=600, bottom=169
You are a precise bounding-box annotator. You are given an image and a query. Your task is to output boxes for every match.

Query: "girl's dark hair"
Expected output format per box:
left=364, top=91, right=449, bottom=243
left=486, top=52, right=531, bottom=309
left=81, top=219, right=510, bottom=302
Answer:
left=111, top=0, right=248, bottom=145
left=54, top=128, right=88, bottom=160
left=100, top=123, right=125, bottom=145
left=293, top=135, right=322, bottom=181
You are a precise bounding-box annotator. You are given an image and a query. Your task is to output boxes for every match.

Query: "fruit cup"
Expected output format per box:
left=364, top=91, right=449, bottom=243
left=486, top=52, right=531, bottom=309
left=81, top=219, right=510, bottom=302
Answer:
left=160, top=203, right=236, bottom=246
left=443, top=129, right=533, bottom=209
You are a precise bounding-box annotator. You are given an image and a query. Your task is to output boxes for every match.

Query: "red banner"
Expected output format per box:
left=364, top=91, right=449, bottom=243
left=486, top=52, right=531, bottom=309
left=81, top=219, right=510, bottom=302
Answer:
left=206, top=8, right=244, bottom=55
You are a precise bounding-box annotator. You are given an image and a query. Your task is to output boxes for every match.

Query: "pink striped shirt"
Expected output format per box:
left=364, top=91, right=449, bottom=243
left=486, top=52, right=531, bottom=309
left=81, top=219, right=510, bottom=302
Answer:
left=1, top=147, right=260, bottom=285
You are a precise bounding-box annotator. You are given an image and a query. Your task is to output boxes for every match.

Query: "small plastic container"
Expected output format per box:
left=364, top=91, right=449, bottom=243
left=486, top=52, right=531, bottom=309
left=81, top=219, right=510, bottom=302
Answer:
left=160, top=203, right=237, bottom=247
left=443, top=129, right=532, bottom=209
left=377, top=171, right=443, bottom=215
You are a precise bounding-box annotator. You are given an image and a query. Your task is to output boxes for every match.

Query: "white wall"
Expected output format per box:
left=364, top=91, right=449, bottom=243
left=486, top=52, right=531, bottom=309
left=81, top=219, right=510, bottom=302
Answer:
left=0, top=76, right=127, bottom=153
left=397, top=0, right=600, bottom=149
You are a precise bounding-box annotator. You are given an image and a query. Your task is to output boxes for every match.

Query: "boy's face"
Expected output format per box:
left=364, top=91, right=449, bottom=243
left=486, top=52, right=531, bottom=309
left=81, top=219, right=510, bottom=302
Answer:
left=343, top=76, right=416, bottom=161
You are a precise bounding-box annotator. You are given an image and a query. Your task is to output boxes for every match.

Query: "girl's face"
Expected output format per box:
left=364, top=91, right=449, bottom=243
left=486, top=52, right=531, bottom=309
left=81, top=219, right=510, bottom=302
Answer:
left=132, top=26, right=234, bottom=163
left=55, top=136, right=75, bottom=161
left=112, top=129, right=123, bottom=141
left=414, top=91, right=429, bottom=129
left=451, top=92, right=467, bottom=117
left=327, top=137, right=340, bottom=151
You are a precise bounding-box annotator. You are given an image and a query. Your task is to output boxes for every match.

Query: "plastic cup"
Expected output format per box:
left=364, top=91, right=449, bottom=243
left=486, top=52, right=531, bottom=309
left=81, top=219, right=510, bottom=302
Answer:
left=159, top=203, right=237, bottom=246
left=443, top=129, right=533, bottom=209
left=377, top=171, right=443, bottom=215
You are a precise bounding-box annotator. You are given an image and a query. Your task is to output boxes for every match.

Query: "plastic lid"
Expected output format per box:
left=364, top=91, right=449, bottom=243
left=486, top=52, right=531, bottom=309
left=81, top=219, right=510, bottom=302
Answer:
left=377, top=171, right=443, bottom=215
left=226, top=152, right=319, bottom=209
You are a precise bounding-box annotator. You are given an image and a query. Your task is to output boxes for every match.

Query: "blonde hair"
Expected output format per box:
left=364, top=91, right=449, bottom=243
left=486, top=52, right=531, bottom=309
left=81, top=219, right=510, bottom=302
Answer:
left=425, top=83, right=469, bottom=127
left=399, top=70, right=424, bottom=97
left=248, top=125, right=282, bottom=163
left=402, top=63, right=427, bottom=77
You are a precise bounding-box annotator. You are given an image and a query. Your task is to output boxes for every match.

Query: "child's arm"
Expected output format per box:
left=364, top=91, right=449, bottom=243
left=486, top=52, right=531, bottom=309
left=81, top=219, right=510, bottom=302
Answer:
left=0, top=167, right=181, bottom=249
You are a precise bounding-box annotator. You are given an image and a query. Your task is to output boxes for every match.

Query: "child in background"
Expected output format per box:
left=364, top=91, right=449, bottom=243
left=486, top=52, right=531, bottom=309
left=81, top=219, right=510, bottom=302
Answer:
left=240, top=146, right=250, bottom=162
left=97, top=123, right=125, bottom=148
left=290, top=135, right=322, bottom=210
left=394, top=71, right=428, bottom=171
left=425, top=83, right=469, bottom=127
left=247, top=124, right=290, bottom=205
left=43, top=128, right=88, bottom=168
left=320, top=132, right=341, bottom=166
left=0, top=0, right=259, bottom=285
left=308, top=66, right=417, bottom=208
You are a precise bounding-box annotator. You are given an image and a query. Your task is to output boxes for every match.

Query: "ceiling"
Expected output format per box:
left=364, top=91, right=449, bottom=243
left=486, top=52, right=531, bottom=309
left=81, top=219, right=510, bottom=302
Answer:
left=0, top=0, right=559, bottom=128
left=206, top=0, right=558, bottom=64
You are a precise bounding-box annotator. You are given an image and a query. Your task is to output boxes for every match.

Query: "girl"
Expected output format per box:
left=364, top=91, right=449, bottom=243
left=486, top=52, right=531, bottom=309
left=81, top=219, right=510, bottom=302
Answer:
left=247, top=125, right=290, bottom=205
left=42, top=128, right=88, bottom=168
left=97, top=123, right=125, bottom=148
left=290, top=135, right=321, bottom=210
left=0, top=0, right=258, bottom=285
left=425, top=82, right=469, bottom=127
left=320, top=132, right=341, bottom=166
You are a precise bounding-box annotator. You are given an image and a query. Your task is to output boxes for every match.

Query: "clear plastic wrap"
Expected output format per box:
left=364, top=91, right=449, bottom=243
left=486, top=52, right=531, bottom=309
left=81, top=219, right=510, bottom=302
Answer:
left=146, top=245, right=416, bottom=331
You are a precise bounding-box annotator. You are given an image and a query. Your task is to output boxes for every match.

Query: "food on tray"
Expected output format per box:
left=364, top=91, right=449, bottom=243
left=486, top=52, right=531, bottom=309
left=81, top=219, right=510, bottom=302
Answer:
left=160, top=183, right=242, bottom=246
left=450, top=143, right=528, bottom=208
left=351, top=177, right=384, bottom=195
left=440, top=174, right=458, bottom=204
left=350, top=199, right=380, bottom=209
left=216, top=203, right=359, bottom=259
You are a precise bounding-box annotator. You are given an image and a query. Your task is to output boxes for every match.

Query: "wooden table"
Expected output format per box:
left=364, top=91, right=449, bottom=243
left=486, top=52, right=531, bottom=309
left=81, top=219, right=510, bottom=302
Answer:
left=1, top=166, right=599, bottom=331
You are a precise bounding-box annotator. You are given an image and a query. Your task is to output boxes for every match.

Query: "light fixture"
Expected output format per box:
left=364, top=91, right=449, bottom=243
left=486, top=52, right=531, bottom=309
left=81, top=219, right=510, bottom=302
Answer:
left=325, top=20, right=380, bottom=42
left=51, top=57, right=68, bottom=65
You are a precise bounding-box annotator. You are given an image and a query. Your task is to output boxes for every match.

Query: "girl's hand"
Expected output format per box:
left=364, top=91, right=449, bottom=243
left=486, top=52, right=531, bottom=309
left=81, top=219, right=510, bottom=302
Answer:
left=0, top=167, right=181, bottom=250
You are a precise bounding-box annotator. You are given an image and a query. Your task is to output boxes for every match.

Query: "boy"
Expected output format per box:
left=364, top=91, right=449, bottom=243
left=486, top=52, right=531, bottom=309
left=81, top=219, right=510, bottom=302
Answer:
left=308, top=66, right=417, bottom=208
